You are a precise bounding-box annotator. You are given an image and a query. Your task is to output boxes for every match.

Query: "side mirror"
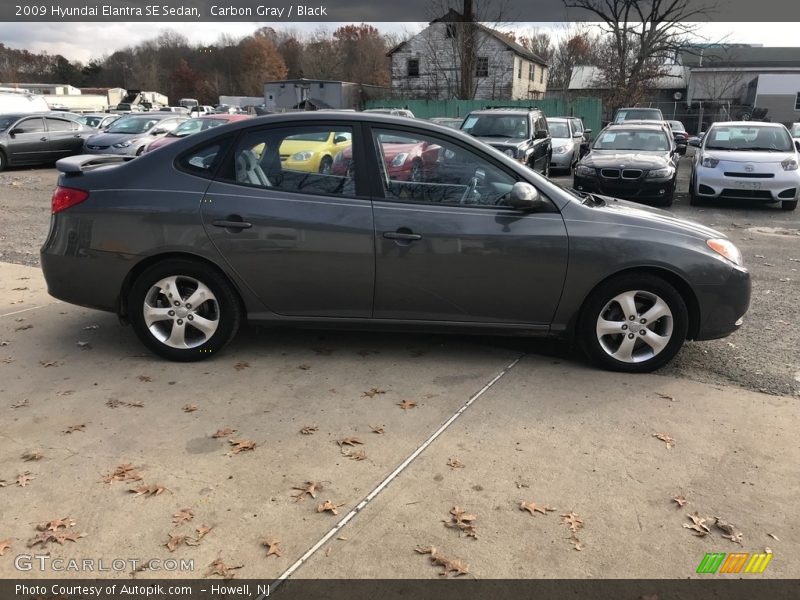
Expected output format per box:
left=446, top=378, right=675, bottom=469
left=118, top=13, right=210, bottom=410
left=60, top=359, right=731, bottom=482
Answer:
left=534, top=130, right=548, bottom=140
left=334, top=135, right=348, bottom=144
left=508, top=181, right=543, bottom=210
left=688, top=138, right=701, bottom=148
left=8, top=128, right=22, bottom=136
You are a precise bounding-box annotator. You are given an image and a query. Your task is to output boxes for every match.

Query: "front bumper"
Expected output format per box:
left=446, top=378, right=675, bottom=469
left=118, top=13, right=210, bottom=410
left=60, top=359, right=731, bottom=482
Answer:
left=573, top=174, right=675, bottom=201
left=695, top=165, right=800, bottom=202
left=693, top=265, right=751, bottom=341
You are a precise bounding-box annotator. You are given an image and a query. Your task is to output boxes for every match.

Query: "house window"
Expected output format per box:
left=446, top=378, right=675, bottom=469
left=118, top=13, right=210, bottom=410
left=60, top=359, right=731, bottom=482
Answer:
left=476, top=57, right=489, bottom=77
left=540, top=67, right=544, bottom=84
left=796, top=92, right=800, bottom=110
left=529, top=64, right=535, bottom=80
left=518, top=60, right=523, bottom=79
left=407, top=58, right=420, bottom=78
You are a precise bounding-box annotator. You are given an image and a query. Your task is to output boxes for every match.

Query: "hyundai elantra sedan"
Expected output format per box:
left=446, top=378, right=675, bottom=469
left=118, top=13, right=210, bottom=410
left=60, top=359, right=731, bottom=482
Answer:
left=41, top=113, right=750, bottom=372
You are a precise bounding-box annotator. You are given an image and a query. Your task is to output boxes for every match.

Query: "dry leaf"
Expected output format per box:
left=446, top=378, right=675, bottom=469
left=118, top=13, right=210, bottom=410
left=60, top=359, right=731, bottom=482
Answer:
left=234, top=361, right=250, bottom=371
left=39, top=360, right=58, bottom=368
left=137, top=375, right=152, bottom=382
left=313, top=347, right=333, bottom=355
left=768, top=533, right=780, bottom=541
left=683, top=512, right=711, bottom=537
left=561, top=512, right=584, bottom=533
left=206, top=558, right=242, bottom=579
left=336, top=437, right=363, bottom=447
left=102, top=463, right=144, bottom=484
left=362, top=388, right=386, bottom=398
left=186, top=524, right=213, bottom=546
left=15, top=324, right=33, bottom=331
left=129, top=484, right=167, bottom=497
left=570, top=534, right=585, bottom=551
left=656, top=392, right=674, bottom=401
left=300, top=425, right=318, bottom=435
left=653, top=432, right=675, bottom=449
left=29, top=519, right=84, bottom=548
left=0, top=357, right=13, bottom=364
left=76, top=341, right=91, bottom=350
left=63, top=424, right=86, bottom=434
left=212, top=428, right=237, bottom=438
left=714, top=518, right=743, bottom=545
left=165, top=533, right=186, bottom=552
left=173, top=508, right=194, bottom=525
left=227, top=439, right=257, bottom=455
left=444, top=506, right=478, bottom=539
left=398, top=400, right=417, bottom=410
left=415, top=545, right=470, bottom=577
left=16, top=472, right=33, bottom=487
left=106, top=399, right=143, bottom=408
left=22, top=450, right=44, bottom=461
left=38, top=518, right=75, bottom=532
left=298, top=364, right=311, bottom=370
left=0, top=539, right=11, bottom=556
left=261, top=537, right=282, bottom=558
left=369, top=424, right=385, bottom=434
left=317, top=500, right=345, bottom=515
left=672, top=494, right=687, bottom=507
left=292, top=481, right=324, bottom=501
left=343, top=448, right=367, bottom=461
left=446, top=458, right=464, bottom=469
left=10, top=399, right=29, bottom=409
left=520, top=501, right=555, bottom=516
left=182, top=404, right=198, bottom=413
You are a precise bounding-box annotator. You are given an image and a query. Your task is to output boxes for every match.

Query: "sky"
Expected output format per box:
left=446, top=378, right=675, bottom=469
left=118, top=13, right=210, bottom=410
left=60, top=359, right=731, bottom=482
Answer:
left=0, top=22, right=798, bottom=64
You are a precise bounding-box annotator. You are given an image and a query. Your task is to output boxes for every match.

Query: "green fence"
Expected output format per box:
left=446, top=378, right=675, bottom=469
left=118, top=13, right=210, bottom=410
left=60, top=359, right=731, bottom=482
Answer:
left=364, top=97, right=604, bottom=134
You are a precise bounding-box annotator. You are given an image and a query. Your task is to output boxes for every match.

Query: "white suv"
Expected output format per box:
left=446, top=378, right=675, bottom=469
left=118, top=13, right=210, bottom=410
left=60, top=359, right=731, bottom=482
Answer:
left=689, top=121, right=800, bottom=211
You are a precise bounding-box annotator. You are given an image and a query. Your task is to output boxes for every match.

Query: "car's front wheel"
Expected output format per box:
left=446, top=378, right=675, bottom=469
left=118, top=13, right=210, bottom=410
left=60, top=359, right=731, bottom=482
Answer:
left=128, top=259, right=242, bottom=361
left=578, top=274, right=688, bottom=373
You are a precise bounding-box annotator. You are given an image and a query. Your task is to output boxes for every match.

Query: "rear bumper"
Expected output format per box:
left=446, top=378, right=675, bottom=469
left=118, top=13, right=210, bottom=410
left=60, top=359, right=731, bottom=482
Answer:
left=693, top=266, right=751, bottom=341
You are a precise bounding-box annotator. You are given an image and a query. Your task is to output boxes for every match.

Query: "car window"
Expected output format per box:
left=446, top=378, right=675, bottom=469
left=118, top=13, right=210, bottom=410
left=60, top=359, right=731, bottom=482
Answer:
left=224, top=125, right=356, bottom=197
left=14, top=117, right=45, bottom=134
left=46, top=117, right=76, bottom=132
left=594, top=130, right=670, bottom=151
left=570, top=119, right=584, bottom=134
left=792, top=124, right=800, bottom=137
left=462, top=115, right=530, bottom=139
left=705, top=125, right=793, bottom=152
left=372, top=128, right=517, bottom=207
left=177, top=137, right=234, bottom=178
left=548, top=122, right=569, bottom=138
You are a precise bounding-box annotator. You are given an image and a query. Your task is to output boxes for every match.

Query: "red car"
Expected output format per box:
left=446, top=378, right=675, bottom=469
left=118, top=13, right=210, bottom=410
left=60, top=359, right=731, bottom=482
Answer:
left=332, top=135, right=441, bottom=181
left=145, top=114, right=251, bottom=153
left=668, top=120, right=689, bottom=143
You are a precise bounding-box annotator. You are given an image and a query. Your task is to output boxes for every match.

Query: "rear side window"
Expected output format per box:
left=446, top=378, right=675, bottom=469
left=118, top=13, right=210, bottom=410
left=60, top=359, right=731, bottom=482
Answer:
left=177, top=137, right=233, bottom=178
left=46, top=118, right=77, bottom=132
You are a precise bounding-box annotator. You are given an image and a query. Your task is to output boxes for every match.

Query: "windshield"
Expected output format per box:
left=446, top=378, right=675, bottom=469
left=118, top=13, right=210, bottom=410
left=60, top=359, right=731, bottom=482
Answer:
left=704, top=125, right=793, bottom=152
left=594, top=129, right=670, bottom=151
left=614, top=108, right=663, bottom=123
left=548, top=122, right=570, bottom=138
left=461, top=115, right=530, bottom=139
left=792, top=124, right=800, bottom=137
left=106, top=117, right=160, bottom=134
left=669, top=121, right=686, bottom=132
left=0, top=117, right=15, bottom=131
left=168, top=118, right=227, bottom=137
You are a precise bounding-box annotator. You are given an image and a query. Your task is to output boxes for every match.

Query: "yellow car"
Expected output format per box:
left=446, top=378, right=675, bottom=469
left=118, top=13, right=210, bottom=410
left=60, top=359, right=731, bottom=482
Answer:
left=279, top=131, right=352, bottom=174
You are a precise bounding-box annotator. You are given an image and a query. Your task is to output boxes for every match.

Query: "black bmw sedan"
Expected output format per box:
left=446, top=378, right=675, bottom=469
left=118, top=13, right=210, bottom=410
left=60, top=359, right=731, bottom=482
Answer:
left=41, top=112, right=749, bottom=373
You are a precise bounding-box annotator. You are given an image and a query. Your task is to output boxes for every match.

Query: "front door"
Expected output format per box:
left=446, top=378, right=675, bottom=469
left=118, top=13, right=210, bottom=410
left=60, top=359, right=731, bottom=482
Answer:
left=368, top=126, right=568, bottom=326
left=7, top=117, right=48, bottom=164
left=199, top=122, right=374, bottom=318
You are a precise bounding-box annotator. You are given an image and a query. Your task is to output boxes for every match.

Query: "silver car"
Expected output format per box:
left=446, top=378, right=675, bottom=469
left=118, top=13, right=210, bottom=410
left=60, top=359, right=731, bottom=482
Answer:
left=84, top=114, right=187, bottom=156
left=547, top=117, right=582, bottom=174
left=689, top=121, right=800, bottom=211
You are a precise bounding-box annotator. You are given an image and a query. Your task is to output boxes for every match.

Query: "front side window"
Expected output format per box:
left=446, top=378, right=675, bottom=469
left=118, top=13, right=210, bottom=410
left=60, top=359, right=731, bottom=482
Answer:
left=791, top=123, right=800, bottom=137
left=14, top=118, right=45, bottom=134
left=476, top=57, right=489, bottom=77
left=373, top=128, right=518, bottom=207
left=225, top=125, right=356, bottom=197
left=407, top=58, right=419, bottom=78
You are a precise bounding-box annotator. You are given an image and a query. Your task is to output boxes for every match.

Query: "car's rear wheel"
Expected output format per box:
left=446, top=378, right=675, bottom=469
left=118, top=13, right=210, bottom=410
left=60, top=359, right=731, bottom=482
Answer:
left=578, top=274, right=688, bottom=373
left=781, top=199, right=797, bottom=211
left=0, top=149, right=6, bottom=172
left=128, top=259, right=242, bottom=361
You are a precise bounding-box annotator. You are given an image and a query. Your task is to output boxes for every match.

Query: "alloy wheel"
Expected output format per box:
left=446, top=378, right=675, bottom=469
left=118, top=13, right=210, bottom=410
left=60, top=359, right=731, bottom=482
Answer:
left=143, top=275, right=220, bottom=349
left=595, top=290, right=674, bottom=363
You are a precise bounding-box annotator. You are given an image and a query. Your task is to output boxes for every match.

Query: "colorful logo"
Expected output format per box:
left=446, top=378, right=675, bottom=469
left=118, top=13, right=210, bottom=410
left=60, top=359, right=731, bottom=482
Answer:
left=696, top=552, right=773, bottom=574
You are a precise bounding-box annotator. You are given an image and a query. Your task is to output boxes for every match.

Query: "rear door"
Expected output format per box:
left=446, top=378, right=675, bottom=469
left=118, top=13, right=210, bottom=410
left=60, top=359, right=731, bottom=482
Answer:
left=6, top=117, right=48, bottom=164
left=45, top=116, right=86, bottom=160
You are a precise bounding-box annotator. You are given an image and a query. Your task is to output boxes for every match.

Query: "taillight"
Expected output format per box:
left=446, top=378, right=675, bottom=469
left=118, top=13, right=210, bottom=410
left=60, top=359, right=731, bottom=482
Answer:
left=51, top=186, right=89, bottom=214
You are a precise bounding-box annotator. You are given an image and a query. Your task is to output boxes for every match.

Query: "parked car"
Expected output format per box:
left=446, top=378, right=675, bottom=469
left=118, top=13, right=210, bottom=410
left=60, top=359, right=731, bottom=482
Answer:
left=42, top=113, right=750, bottom=372
left=546, top=117, right=582, bottom=174
left=573, top=121, right=683, bottom=206
left=74, top=113, right=121, bottom=130
left=460, top=107, right=551, bottom=176
left=144, top=114, right=251, bottom=153
left=331, top=133, right=441, bottom=181
left=159, top=106, right=190, bottom=115
left=688, top=121, right=799, bottom=210
left=189, top=105, right=216, bottom=118
left=0, top=112, right=94, bottom=171
left=428, top=117, right=463, bottom=129
left=113, top=103, right=145, bottom=113
left=83, top=114, right=187, bottom=156
left=279, top=130, right=352, bottom=174
left=668, top=120, right=689, bottom=144
left=364, top=108, right=415, bottom=118
left=214, top=105, right=243, bottom=115
left=0, top=91, right=50, bottom=113
left=613, top=107, right=665, bottom=124
left=791, top=122, right=800, bottom=143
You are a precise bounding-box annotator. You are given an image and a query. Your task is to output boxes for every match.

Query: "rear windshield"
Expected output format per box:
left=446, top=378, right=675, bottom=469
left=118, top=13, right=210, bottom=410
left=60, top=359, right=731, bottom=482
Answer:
left=548, top=122, right=570, bottom=138
left=704, top=125, right=793, bottom=152
left=594, top=129, right=670, bottom=151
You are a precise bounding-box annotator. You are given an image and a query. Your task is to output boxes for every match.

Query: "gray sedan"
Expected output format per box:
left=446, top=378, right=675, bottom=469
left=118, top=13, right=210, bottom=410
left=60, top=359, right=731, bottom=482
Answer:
left=0, top=112, right=94, bottom=171
left=41, top=113, right=750, bottom=372
left=83, top=114, right=187, bottom=156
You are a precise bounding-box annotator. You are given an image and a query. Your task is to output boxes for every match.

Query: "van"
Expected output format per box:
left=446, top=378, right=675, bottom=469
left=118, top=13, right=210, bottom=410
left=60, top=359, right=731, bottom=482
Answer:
left=0, top=92, right=51, bottom=114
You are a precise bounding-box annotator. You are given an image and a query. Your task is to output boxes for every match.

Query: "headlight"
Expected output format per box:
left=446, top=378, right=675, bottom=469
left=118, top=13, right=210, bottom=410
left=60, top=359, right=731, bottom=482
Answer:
left=701, top=155, right=719, bottom=168
left=391, top=153, right=408, bottom=167
left=707, top=238, right=744, bottom=267
left=503, top=148, right=516, bottom=158
left=575, top=165, right=594, bottom=177
left=646, top=167, right=674, bottom=178
left=781, top=157, right=798, bottom=171
left=553, top=145, right=569, bottom=154
left=291, top=151, right=313, bottom=161
left=112, top=140, right=133, bottom=148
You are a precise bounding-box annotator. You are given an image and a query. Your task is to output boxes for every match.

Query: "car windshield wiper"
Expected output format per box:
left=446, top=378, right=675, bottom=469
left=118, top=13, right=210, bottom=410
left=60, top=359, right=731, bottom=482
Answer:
left=703, top=145, right=728, bottom=150
left=565, top=187, right=605, bottom=206
left=742, top=147, right=785, bottom=152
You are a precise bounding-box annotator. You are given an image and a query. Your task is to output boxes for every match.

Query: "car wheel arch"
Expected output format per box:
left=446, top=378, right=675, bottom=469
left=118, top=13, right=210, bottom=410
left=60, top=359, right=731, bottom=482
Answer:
left=569, top=266, right=701, bottom=341
left=117, top=252, right=246, bottom=323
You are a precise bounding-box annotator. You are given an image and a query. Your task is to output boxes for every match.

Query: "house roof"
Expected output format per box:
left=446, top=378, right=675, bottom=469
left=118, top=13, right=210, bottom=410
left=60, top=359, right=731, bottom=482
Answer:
left=387, top=10, right=549, bottom=66
left=568, top=65, right=687, bottom=90
left=679, top=45, right=800, bottom=68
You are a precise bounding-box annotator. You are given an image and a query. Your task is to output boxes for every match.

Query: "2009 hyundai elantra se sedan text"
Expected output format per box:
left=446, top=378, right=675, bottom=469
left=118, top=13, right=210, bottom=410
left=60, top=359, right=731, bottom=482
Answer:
left=41, top=113, right=750, bottom=372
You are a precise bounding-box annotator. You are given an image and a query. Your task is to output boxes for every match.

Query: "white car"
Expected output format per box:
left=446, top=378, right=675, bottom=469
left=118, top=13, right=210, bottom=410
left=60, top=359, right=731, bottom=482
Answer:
left=689, top=121, right=800, bottom=211
left=189, top=105, right=215, bottom=117
left=791, top=122, right=800, bottom=144
left=546, top=117, right=582, bottom=174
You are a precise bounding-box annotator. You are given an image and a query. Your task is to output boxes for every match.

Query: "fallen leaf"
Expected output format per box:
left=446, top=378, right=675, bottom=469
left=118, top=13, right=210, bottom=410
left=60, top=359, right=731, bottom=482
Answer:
left=106, top=399, right=143, bottom=408
left=683, top=512, right=711, bottom=537
left=300, top=425, right=318, bottom=435
left=0, top=539, right=11, bottom=556
left=22, top=450, right=44, bottom=461
left=362, top=388, right=386, bottom=398
left=63, top=424, right=86, bottom=434
left=56, top=390, right=74, bottom=396
left=653, top=432, right=675, bottom=449
left=342, top=448, right=367, bottom=461
left=336, top=437, right=363, bottom=447
left=16, top=472, right=33, bottom=487
left=0, top=357, right=13, bottom=364
left=765, top=546, right=773, bottom=554
left=672, top=494, right=687, bottom=507
left=38, top=517, right=75, bottom=531
left=444, top=506, right=478, bottom=539
left=212, top=428, right=237, bottom=438
left=15, top=324, right=33, bottom=331
left=768, top=533, right=780, bottom=541
left=83, top=324, right=100, bottom=330
left=11, top=286, right=28, bottom=291
left=165, top=532, right=186, bottom=552
left=298, top=364, right=311, bottom=370
left=182, top=404, right=198, bottom=413
left=446, top=458, right=464, bottom=469
left=317, top=500, right=345, bottom=515
left=292, top=481, right=324, bottom=502
left=137, top=375, right=152, bottom=382
left=129, top=484, right=168, bottom=497
left=206, top=558, right=242, bottom=579
left=369, top=424, right=385, bottom=434
left=173, top=508, right=194, bottom=525
left=233, top=361, right=250, bottom=371
left=656, top=392, right=675, bottom=401
left=561, top=512, right=584, bottom=533
left=714, top=518, right=743, bottom=545
left=76, top=341, right=91, bottom=350
left=570, top=534, right=585, bottom=551
left=398, top=400, right=417, bottom=410
left=10, top=399, right=29, bottom=409
left=261, top=537, right=282, bottom=558
left=102, top=463, right=144, bottom=484
left=415, top=545, right=470, bottom=577
left=28, top=519, right=84, bottom=548
left=186, top=524, right=214, bottom=546
left=227, top=439, right=257, bottom=455
left=520, top=501, right=555, bottom=516
left=39, top=360, right=58, bottom=368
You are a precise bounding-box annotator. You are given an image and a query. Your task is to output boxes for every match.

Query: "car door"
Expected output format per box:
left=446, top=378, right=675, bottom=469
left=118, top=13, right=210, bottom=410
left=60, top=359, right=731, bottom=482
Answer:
left=368, top=125, right=569, bottom=326
left=199, top=121, right=374, bottom=318
left=45, top=116, right=86, bottom=160
left=6, top=116, right=48, bottom=164
left=532, top=115, right=551, bottom=172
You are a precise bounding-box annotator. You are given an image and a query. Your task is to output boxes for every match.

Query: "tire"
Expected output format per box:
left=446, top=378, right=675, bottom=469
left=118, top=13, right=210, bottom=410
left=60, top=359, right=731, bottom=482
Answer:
left=135, top=146, right=145, bottom=157
left=0, top=149, right=6, bottom=172
left=657, top=192, right=674, bottom=207
left=128, top=259, right=242, bottom=361
left=781, top=199, right=797, bottom=211
left=688, top=175, right=703, bottom=206
left=578, top=273, right=689, bottom=373
left=318, top=156, right=332, bottom=175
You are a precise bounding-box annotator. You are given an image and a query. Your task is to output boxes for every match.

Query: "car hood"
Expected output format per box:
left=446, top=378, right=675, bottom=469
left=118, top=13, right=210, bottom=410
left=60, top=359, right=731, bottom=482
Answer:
left=86, top=132, right=144, bottom=145
left=473, top=136, right=527, bottom=147
left=145, top=136, right=179, bottom=153
left=581, top=150, right=670, bottom=169
left=701, top=149, right=796, bottom=163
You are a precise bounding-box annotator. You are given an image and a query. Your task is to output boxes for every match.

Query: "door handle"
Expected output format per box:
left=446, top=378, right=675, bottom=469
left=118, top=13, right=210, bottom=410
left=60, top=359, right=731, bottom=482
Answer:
left=212, top=219, right=252, bottom=230
left=383, top=230, right=422, bottom=241
left=40, top=137, right=47, bottom=142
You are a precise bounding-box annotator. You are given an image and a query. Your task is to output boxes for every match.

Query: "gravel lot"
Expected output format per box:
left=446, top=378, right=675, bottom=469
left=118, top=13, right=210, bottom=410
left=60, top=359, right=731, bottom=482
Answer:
left=0, top=158, right=797, bottom=397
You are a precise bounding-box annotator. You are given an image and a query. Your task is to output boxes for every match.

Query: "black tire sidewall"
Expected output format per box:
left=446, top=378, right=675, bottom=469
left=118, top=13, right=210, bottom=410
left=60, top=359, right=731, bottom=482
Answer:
left=128, top=260, right=241, bottom=362
left=0, top=149, right=6, bottom=172
left=319, top=156, right=332, bottom=174
left=578, top=274, right=689, bottom=373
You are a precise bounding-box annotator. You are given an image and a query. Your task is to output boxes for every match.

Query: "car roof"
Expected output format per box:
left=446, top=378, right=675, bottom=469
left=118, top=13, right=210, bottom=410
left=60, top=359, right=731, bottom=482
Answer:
left=603, top=122, right=670, bottom=132
left=468, top=108, right=540, bottom=115
left=709, top=121, right=784, bottom=127
left=547, top=117, right=569, bottom=123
